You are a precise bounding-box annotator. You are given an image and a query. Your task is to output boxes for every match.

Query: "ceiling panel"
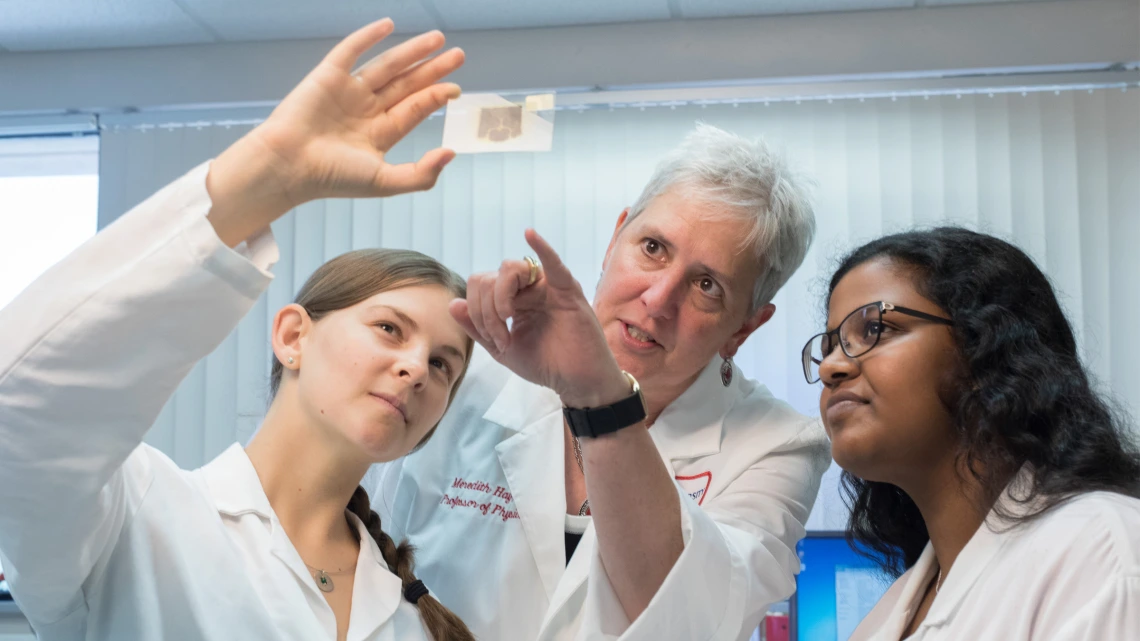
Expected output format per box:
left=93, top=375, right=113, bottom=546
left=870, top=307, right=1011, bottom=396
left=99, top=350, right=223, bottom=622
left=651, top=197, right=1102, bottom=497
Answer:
left=0, top=0, right=1075, bottom=52
left=678, top=0, right=915, bottom=19
left=429, top=0, right=672, bottom=31
left=182, top=0, right=439, bottom=41
left=0, top=0, right=215, bottom=51
left=920, top=0, right=1048, bottom=5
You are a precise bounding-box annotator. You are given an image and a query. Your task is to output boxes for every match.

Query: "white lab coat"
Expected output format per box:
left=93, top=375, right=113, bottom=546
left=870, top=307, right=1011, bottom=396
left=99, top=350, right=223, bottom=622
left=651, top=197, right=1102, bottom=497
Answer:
left=0, top=164, right=432, bottom=641
left=850, top=477, right=1140, bottom=641
left=370, top=343, right=832, bottom=641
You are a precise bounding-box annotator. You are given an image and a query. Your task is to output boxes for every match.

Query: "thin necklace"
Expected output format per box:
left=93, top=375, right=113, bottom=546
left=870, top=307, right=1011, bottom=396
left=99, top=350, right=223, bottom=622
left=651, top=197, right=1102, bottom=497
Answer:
left=935, top=569, right=944, bottom=594
left=303, top=561, right=356, bottom=593
left=571, top=436, right=590, bottom=516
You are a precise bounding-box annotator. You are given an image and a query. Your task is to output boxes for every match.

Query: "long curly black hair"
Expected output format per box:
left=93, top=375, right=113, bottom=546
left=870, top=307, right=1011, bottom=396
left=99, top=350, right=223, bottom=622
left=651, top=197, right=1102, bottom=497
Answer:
left=827, top=227, right=1140, bottom=577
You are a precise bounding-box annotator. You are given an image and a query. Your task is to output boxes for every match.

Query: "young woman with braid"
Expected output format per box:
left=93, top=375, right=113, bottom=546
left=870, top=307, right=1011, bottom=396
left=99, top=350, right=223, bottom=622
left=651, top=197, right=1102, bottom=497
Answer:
left=0, top=19, right=477, bottom=641
left=257, top=248, right=475, bottom=641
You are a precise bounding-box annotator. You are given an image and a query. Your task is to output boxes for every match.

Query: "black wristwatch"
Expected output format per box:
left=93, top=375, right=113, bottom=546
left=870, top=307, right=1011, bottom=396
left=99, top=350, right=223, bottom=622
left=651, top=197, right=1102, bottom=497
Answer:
left=563, top=371, right=647, bottom=438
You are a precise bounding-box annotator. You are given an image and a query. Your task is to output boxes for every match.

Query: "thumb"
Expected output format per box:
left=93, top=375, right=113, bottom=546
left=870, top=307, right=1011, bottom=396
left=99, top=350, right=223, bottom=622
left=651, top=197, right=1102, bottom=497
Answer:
left=449, top=299, right=497, bottom=355
left=378, top=148, right=456, bottom=195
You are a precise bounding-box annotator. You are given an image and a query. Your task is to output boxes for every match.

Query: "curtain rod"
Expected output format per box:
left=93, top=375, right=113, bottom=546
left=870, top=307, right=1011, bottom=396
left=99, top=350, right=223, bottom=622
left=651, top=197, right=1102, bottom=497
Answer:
left=95, top=81, right=1137, bottom=133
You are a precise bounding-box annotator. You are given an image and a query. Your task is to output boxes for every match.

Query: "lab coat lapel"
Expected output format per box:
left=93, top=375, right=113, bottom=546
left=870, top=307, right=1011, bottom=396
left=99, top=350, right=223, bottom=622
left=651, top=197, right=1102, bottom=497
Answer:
left=202, top=445, right=318, bottom=596
left=854, top=470, right=1037, bottom=640
left=541, top=521, right=596, bottom=635
left=862, top=545, right=938, bottom=641
left=921, top=524, right=1006, bottom=628
left=651, top=357, right=733, bottom=468
left=485, top=373, right=568, bottom=604
left=200, top=444, right=328, bottom=638
left=922, top=468, right=1033, bottom=627
left=484, top=360, right=737, bottom=633
left=345, top=514, right=402, bottom=641
left=537, top=360, right=737, bottom=634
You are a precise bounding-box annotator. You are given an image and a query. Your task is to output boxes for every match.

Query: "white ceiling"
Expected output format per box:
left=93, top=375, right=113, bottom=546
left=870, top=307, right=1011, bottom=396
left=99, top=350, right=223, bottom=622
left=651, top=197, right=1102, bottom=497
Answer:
left=0, top=0, right=1052, bottom=53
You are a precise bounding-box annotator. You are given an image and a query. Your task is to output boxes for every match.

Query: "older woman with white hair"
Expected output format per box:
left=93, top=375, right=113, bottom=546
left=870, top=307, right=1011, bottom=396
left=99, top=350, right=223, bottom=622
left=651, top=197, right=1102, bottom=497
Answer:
left=369, top=124, right=831, bottom=641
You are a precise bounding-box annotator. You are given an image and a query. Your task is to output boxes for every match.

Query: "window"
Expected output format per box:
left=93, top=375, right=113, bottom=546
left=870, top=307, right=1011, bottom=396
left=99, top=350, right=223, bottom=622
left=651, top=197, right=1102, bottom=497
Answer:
left=0, top=135, right=99, bottom=311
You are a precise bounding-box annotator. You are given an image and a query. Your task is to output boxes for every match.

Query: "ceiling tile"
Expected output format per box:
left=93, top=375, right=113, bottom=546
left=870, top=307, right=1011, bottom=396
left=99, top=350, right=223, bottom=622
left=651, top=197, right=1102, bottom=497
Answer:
left=678, top=0, right=914, bottom=19
left=181, top=0, right=439, bottom=41
left=429, top=0, right=672, bottom=31
left=0, top=0, right=216, bottom=51
left=920, top=0, right=1047, bottom=5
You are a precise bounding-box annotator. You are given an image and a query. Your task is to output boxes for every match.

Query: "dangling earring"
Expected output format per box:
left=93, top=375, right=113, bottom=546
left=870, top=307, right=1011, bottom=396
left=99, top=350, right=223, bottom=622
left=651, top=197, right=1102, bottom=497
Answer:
left=720, top=357, right=733, bottom=387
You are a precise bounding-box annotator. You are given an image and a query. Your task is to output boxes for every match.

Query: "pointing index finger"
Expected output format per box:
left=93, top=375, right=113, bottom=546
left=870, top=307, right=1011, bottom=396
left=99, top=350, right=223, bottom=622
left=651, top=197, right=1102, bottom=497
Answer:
left=524, top=229, right=574, bottom=289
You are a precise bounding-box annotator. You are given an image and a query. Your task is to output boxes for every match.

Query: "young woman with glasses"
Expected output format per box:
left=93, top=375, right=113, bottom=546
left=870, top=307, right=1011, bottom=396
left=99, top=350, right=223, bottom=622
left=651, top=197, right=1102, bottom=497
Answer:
left=802, top=227, right=1140, bottom=641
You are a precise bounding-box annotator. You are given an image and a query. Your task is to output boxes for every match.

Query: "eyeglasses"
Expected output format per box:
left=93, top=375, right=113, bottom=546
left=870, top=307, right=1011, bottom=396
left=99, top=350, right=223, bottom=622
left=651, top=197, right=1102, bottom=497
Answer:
left=801, top=301, right=954, bottom=384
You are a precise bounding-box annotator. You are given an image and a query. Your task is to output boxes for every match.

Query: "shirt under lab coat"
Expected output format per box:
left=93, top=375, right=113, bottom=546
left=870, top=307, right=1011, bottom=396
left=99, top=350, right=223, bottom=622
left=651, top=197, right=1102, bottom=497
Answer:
left=849, top=481, right=1140, bottom=641
left=369, top=340, right=832, bottom=640
left=0, top=164, right=432, bottom=640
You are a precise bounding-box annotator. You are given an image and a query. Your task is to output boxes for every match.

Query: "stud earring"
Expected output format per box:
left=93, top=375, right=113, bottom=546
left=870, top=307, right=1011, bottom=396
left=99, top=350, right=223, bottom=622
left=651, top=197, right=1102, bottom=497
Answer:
left=287, top=357, right=295, bottom=365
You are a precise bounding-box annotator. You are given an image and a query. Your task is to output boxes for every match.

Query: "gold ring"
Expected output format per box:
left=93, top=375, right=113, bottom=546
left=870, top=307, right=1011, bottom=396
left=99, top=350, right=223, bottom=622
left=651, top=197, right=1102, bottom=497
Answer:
left=523, top=256, right=539, bottom=286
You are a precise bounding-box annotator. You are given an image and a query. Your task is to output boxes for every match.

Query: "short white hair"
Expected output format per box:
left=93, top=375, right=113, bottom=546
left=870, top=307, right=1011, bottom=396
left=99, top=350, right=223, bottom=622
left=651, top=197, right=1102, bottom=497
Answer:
left=624, top=123, right=816, bottom=313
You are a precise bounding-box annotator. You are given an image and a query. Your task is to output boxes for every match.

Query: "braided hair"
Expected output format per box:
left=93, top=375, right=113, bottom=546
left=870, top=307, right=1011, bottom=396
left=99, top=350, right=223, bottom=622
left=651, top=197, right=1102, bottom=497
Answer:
left=347, top=487, right=475, bottom=641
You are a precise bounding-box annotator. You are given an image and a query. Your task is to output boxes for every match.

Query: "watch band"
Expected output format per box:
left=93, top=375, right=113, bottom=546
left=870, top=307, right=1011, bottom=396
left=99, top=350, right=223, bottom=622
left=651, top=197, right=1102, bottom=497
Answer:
left=563, top=371, right=647, bottom=438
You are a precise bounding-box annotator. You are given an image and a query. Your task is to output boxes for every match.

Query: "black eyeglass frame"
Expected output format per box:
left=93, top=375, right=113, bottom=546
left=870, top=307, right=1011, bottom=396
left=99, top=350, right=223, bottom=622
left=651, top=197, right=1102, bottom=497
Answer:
left=801, top=301, right=954, bottom=384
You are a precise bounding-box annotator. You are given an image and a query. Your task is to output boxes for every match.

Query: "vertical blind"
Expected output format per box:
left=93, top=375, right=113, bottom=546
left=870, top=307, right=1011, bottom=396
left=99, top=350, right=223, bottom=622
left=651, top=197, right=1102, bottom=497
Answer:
left=98, top=88, right=1140, bottom=528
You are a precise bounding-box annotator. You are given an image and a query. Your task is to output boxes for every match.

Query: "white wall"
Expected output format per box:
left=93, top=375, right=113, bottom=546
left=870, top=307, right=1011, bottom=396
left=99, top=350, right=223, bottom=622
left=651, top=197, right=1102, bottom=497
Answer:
left=2, top=0, right=1137, bottom=115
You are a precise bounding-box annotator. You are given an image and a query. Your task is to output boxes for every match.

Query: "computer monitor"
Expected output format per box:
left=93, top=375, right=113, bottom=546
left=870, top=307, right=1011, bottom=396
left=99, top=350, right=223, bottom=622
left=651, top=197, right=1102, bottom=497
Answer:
left=790, top=531, right=893, bottom=641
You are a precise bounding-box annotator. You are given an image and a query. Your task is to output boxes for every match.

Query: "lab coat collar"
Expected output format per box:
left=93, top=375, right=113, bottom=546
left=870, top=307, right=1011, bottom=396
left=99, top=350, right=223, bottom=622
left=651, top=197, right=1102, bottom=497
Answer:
left=493, top=409, right=568, bottom=604
left=872, top=545, right=938, bottom=640
left=202, top=444, right=404, bottom=638
left=482, top=371, right=562, bottom=434
left=649, top=356, right=737, bottom=465
left=344, top=511, right=404, bottom=641
left=201, top=443, right=275, bottom=519
left=201, top=445, right=330, bottom=630
left=481, top=367, right=567, bottom=603
left=480, top=358, right=738, bottom=622
left=542, top=518, right=600, bottom=633
left=905, top=466, right=1037, bottom=629
left=481, top=355, right=737, bottom=449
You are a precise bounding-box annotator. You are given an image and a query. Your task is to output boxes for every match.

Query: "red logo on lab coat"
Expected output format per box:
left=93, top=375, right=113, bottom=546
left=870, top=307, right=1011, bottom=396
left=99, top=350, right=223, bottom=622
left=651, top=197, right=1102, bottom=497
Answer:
left=675, top=471, right=712, bottom=505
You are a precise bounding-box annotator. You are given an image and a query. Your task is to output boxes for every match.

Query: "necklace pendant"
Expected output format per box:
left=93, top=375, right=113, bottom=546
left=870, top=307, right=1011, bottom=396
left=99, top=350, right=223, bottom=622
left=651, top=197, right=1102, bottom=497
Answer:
left=316, top=570, right=335, bottom=593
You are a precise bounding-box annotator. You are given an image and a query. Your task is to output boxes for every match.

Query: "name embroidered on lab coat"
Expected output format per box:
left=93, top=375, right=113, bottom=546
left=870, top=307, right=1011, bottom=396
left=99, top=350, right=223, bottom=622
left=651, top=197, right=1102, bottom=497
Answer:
left=439, top=477, right=520, bottom=522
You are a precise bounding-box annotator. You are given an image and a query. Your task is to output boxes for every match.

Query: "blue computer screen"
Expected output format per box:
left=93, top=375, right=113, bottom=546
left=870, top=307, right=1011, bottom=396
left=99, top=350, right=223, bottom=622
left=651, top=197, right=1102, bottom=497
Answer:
left=793, top=533, right=893, bottom=641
